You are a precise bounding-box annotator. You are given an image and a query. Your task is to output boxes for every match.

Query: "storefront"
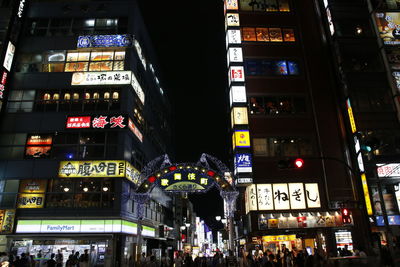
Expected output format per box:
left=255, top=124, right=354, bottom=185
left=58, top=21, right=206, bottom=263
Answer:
left=8, top=219, right=155, bottom=266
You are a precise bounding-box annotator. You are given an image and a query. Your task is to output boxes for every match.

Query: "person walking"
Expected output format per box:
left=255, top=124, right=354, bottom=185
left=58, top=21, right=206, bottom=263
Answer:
left=225, top=250, right=238, bottom=267
left=79, top=249, right=89, bottom=267
left=45, top=253, right=56, bottom=267
left=55, top=250, right=63, bottom=267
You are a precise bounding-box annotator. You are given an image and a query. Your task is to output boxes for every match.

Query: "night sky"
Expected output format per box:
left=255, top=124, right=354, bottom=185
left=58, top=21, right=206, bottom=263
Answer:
left=137, top=1, right=229, bottom=222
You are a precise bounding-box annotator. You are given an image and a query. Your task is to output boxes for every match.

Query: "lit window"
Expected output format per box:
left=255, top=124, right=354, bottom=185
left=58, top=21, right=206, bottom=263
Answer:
left=64, top=93, right=71, bottom=100
left=256, top=28, right=269, bottom=42
left=104, top=92, right=110, bottom=99
left=84, top=19, right=95, bottom=27
left=112, top=92, right=119, bottom=99
left=73, top=93, right=79, bottom=100
left=85, top=93, right=90, bottom=99
left=44, top=93, right=51, bottom=100
left=283, top=29, right=295, bottom=42
left=93, top=92, right=99, bottom=99
left=242, top=27, right=256, bottom=41
left=53, top=93, right=60, bottom=100
left=269, top=28, right=283, bottom=42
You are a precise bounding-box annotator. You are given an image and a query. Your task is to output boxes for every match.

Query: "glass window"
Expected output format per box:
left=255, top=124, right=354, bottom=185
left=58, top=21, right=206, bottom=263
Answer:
left=256, top=28, right=269, bottom=42
left=266, top=0, right=279, bottom=11
left=65, top=62, right=89, bottom=72
left=283, top=29, right=295, bottom=42
left=249, top=97, right=265, bottom=114
left=114, top=51, right=125, bottom=60
left=279, top=0, right=290, bottom=11
left=112, top=92, right=119, bottom=99
left=239, top=0, right=253, bottom=11
left=269, top=28, right=283, bottom=42
left=42, top=63, right=64, bottom=72
left=64, top=93, right=71, bottom=100
left=288, top=61, right=299, bottom=75
left=275, top=61, right=288, bottom=75
left=91, top=51, right=114, bottom=61
left=104, top=92, right=110, bottom=99
left=253, top=138, right=267, bottom=155
left=89, top=61, right=113, bottom=71
left=113, top=61, right=124, bottom=70
left=73, top=93, right=79, bottom=100
left=242, top=27, right=257, bottom=41
left=46, top=51, right=65, bottom=62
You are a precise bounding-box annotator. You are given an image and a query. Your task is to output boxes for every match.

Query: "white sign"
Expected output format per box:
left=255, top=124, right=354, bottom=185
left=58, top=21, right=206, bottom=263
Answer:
left=226, top=13, right=240, bottom=27
left=228, top=47, right=243, bottom=65
left=377, top=163, right=400, bottom=177
left=226, top=30, right=242, bottom=45
left=229, top=86, right=247, bottom=106
left=128, top=118, right=143, bottom=143
left=305, top=183, right=321, bottom=208
left=357, top=153, right=365, bottom=172
left=41, top=221, right=81, bottom=233
left=257, top=184, right=274, bottom=210
left=71, top=71, right=132, bottom=86
left=395, top=184, right=400, bottom=214
left=246, top=184, right=257, bottom=213
left=17, top=0, right=26, bottom=18
left=273, top=184, right=290, bottom=210
left=131, top=72, right=145, bottom=104
left=236, top=177, right=253, bottom=185
left=3, top=42, right=15, bottom=72
left=288, top=183, right=306, bottom=210
left=229, top=66, right=245, bottom=83
left=134, top=40, right=147, bottom=70
left=354, top=136, right=360, bottom=154
left=231, top=107, right=248, bottom=127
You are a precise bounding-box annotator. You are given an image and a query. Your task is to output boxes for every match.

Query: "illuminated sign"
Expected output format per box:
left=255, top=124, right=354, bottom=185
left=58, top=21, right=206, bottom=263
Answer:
left=326, top=8, right=335, bottom=36
left=226, top=13, right=240, bottom=27
left=59, top=160, right=130, bottom=179
left=229, top=86, right=247, bottom=106
left=396, top=184, right=400, bottom=215
left=156, top=168, right=214, bottom=193
left=17, top=0, right=26, bottom=18
left=233, top=130, right=250, bottom=148
left=3, top=42, right=15, bottom=72
left=246, top=183, right=321, bottom=212
left=77, top=34, right=133, bottom=48
left=357, top=153, right=365, bottom=172
left=66, top=116, right=91, bottom=129
left=0, top=71, right=7, bottom=99
left=226, top=30, right=241, bottom=45
left=134, top=40, right=147, bottom=70
left=25, top=134, right=53, bottom=159
left=66, top=115, right=128, bottom=129
left=262, top=235, right=296, bottom=242
left=229, top=66, right=245, bottom=83
left=131, top=72, right=145, bottom=104
left=19, top=180, right=47, bottom=193
left=0, top=209, right=15, bottom=233
left=235, top=177, right=253, bottom=185
left=227, top=47, right=243, bottom=64
left=16, top=220, right=140, bottom=235
left=128, top=118, right=143, bottom=142
left=377, top=163, right=400, bottom=177
left=71, top=71, right=132, bottom=86
left=231, top=107, right=248, bottom=127
left=234, top=153, right=252, bottom=173
left=361, top=173, right=373, bottom=216
left=225, top=0, right=238, bottom=10
left=346, top=99, right=357, bottom=133
left=375, top=12, right=400, bottom=45
left=125, top=162, right=140, bottom=185
left=17, top=194, right=45, bottom=209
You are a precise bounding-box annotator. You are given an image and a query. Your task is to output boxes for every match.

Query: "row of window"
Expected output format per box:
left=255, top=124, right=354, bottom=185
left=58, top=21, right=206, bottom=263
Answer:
left=241, top=27, right=295, bottom=42
left=239, top=0, right=290, bottom=12
left=249, top=96, right=306, bottom=115
left=7, top=90, right=121, bottom=113
left=253, top=137, right=313, bottom=157
left=18, top=50, right=126, bottom=73
left=27, top=18, right=128, bottom=37
left=245, top=59, right=300, bottom=76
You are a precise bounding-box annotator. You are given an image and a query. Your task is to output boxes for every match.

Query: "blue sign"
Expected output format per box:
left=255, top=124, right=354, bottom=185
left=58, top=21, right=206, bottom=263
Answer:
left=77, top=34, right=133, bottom=48
left=375, top=215, right=400, bottom=226
left=234, top=153, right=252, bottom=173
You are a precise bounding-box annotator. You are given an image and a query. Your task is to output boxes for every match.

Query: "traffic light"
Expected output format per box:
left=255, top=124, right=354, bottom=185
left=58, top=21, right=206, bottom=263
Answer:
left=278, top=158, right=304, bottom=169
left=341, top=208, right=352, bottom=224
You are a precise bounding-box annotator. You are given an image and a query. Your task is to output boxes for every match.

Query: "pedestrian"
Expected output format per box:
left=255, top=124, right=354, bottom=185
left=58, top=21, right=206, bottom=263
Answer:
left=45, top=253, right=56, bottom=267
left=65, top=255, right=74, bottom=267
left=55, top=250, right=63, bottom=267
left=73, top=251, right=80, bottom=266
left=79, top=249, right=89, bottom=267
left=161, top=251, right=170, bottom=267
left=237, top=249, right=245, bottom=267
left=174, top=251, right=183, bottom=267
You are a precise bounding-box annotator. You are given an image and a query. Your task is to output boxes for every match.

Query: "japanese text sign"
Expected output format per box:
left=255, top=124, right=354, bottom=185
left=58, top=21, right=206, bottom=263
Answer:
left=377, top=163, right=400, bottom=177
left=17, top=194, right=45, bottom=209
left=71, top=71, right=132, bottom=86
left=66, top=115, right=128, bottom=129
left=59, top=160, right=131, bottom=179
left=225, top=0, right=238, bottom=10
left=229, top=66, right=245, bottom=83
left=234, top=153, right=252, bottom=173
left=233, top=130, right=250, bottom=148
left=77, top=34, right=133, bottom=48
left=229, top=86, right=247, bottom=106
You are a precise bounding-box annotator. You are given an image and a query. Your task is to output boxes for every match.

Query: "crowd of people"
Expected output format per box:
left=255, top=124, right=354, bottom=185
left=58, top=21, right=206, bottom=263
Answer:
left=0, top=249, right=90, bottom=267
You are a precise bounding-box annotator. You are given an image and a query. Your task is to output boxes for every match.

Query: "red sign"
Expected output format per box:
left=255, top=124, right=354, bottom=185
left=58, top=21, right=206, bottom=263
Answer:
left=0, top=71, right=7, bottom=99
left=26, top=135, right=52, bottom=145
left=128, top=119, right=143, bottom=142
left=66, top=116, right=91, bottom=129
left=1, top=71, right=7, bottom=85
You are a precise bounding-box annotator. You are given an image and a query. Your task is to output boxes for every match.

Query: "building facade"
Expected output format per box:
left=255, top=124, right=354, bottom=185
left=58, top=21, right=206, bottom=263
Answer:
left=225, top=0, right=370, bottom=256
left=0, top=0, right=175, bottom=266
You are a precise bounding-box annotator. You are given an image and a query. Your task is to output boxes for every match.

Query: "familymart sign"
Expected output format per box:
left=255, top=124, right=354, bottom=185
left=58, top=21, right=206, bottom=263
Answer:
left=15, top=219, right=156, bottom=236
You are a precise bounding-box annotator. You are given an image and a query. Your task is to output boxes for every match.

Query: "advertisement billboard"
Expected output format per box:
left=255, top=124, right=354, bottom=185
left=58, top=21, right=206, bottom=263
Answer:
left=71, top=71, right=132, bottom=86
left=375, top=12, right=400, bottom=45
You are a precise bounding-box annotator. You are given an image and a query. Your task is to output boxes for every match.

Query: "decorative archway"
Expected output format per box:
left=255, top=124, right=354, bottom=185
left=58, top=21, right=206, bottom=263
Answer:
left=132, top=153, right=239, bottom=256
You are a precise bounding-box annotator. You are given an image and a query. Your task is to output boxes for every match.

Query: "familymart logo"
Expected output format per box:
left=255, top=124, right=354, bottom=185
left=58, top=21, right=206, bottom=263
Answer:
left=46, top=225, right=76, bottom=232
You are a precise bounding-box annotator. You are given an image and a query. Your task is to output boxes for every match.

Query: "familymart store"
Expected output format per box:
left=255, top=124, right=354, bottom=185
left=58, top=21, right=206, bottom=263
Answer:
left=9, top=219, right=155, bottom=267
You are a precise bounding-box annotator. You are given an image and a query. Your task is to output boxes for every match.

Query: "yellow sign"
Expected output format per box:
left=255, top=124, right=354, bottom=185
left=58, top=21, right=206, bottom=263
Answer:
left=59, top=160, right=128, bottom=178
left=262, top=235, right=296, bottom=242
left=1, top=209, right=16, bottom=233
left=234, top=130, right=250, bottom=148
left=17, top=194, right=45, bottom=209
left=125, top=162, right=140, bottom=184
left=231, top=107, right=248, bottom=128
left=361, top=173, right=373, bottom=215
left=19, top=180, right=47, bottom=193
left=346, top=99, right=357, bottom=133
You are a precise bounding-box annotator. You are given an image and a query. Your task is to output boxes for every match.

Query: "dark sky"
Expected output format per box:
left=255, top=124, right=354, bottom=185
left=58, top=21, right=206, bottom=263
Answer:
left=137, top=1, right=229, bottom=221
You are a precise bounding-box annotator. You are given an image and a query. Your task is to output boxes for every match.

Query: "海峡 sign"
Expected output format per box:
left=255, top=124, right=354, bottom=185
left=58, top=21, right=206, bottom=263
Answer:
left=77, top=34, right=133, bottom=48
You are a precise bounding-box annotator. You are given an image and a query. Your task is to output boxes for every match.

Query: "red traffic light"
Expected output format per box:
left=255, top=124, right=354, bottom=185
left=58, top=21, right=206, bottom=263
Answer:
left=342, top=208, right=349, bottom=216
left=294, top=158, right=304, bottom=168
left=341, top=208, right=352, bottom=224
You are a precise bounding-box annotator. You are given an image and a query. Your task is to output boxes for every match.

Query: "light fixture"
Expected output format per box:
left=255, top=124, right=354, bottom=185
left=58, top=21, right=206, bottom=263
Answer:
left=185, top=223, right=190, bottom=228
left=63, top=187, right=70, bottom=192
left=103, top=187, right=109, bottom=192
left=83, top=187, right=88, bottom=192
left=180, top=226, right=186, bottom=230
left=215, top=216, right=221, bottom=221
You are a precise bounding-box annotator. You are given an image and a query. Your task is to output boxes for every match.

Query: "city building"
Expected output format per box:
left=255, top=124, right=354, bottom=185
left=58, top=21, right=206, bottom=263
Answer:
left=322, top=0, right=400, bottom=256
left=0, top=0, right=175, bottom=266
left=225, top=0, right=370, bottom=256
